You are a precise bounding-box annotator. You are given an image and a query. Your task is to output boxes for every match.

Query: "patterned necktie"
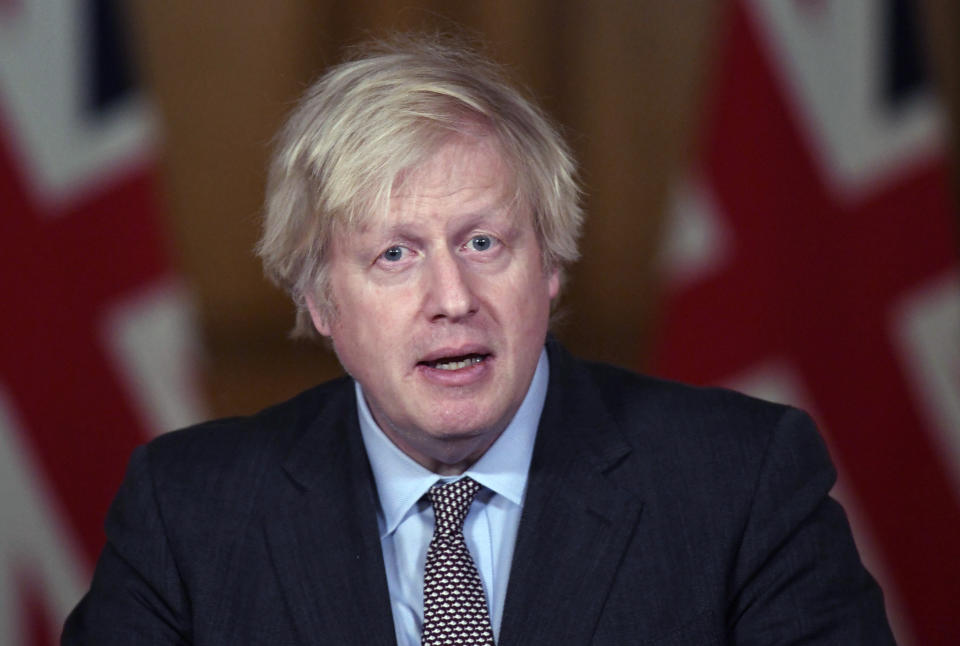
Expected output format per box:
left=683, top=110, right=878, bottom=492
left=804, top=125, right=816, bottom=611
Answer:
left=421, top=477, right=496, bottom=646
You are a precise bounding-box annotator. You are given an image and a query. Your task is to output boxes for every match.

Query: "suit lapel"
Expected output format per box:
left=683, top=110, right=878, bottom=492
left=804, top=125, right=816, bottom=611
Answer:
left=499, top=343, right=644, bottom=646
left=263, top=384, right=397, bottom=646
left=258, top=343, right=641, bottom=646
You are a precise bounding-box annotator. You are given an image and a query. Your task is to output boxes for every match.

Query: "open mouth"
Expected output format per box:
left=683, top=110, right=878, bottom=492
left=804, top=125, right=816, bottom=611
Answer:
left=420, top=353, right=489, bottom=371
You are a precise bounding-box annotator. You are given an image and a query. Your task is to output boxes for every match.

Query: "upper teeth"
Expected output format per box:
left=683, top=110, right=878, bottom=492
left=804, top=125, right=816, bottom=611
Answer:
left=435, top=356, right=483, bottom=371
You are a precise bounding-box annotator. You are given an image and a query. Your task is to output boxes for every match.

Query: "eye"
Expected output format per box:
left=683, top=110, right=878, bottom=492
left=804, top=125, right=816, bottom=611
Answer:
left=467, top=235, right=496, bottom=252
left=380, top=245, right=407, bottom=262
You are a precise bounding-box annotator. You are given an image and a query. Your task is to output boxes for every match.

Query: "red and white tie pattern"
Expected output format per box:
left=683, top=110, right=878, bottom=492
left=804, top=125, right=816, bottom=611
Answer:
left=422, top=477, right=495, bottom=646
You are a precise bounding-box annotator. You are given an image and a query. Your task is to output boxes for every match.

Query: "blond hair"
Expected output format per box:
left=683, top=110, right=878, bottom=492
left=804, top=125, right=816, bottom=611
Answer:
left=258, top=34, right=583, bottom=339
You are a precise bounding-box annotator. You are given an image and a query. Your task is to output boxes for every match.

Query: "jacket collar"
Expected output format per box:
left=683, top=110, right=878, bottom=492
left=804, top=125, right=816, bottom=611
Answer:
left=498, top=339, right=644, bottom=646
left=266, top=380, right=398, bottom=646
left=262, top=340, right=643, bottom=646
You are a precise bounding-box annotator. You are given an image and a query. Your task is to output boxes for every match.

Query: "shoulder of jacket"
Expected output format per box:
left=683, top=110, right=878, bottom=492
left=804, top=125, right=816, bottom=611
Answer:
left=142, top=375, right=354, bottom=486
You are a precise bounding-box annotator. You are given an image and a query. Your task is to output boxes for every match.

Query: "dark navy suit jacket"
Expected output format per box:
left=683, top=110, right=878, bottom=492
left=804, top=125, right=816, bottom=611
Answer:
left=63, top=341, right=895, bottom=644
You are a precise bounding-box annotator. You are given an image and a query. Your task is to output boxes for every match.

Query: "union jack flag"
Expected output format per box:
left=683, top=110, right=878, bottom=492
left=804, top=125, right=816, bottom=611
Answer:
left=0, top=1, right=205, bottom=642
left=655, top=1, right=960, bottom=644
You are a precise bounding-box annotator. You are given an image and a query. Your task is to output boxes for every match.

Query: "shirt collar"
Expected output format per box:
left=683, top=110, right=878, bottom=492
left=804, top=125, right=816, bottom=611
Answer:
left=357, top=347, right=549, bottom=538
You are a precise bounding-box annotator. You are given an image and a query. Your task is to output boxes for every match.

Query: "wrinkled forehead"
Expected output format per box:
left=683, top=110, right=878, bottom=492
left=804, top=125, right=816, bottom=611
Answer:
left=394, top=132, right=515, bottom=199
left=335, top=128, right=528, bottom=236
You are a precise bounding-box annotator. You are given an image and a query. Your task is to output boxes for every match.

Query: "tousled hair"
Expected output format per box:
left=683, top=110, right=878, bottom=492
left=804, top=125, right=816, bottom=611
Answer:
left=257, top=34, right=583, bottom=339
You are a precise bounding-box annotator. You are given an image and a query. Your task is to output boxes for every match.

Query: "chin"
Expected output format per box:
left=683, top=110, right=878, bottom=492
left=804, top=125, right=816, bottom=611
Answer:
left=423, top=419, right=496, bottom=442
left=427, top=430, right=501, bottom=474
left=423, top=402, right=506, bottom=439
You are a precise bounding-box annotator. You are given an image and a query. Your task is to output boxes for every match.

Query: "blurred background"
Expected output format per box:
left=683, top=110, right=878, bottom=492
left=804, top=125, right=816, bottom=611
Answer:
left=2, top=0, right=958, bottom=644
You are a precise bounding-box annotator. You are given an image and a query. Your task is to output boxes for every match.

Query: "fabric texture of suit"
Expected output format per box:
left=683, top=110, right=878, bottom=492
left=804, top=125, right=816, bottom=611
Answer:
left=63, top=340, right=895, bottom=645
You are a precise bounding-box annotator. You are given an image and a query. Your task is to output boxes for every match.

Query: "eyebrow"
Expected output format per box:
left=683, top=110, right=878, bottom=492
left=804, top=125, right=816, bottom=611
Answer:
left=369, top=204, right=518, bottom=239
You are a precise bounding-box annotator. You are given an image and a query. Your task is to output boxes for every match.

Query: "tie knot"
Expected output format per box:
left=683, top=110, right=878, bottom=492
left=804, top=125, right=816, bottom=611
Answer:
left=428, top=476, right=481, bottom=536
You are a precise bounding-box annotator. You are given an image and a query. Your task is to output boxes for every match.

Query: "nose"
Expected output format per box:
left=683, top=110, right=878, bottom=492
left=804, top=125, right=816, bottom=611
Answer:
left=425, top=249, right=478, bottom=322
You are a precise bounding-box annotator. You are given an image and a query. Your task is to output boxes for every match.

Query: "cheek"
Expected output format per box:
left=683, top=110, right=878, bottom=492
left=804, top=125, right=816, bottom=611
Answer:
left=332, top=286, right=417, bottom=348
left=498, top=273, right=553, bottom=331
left=329, top=316, right=389, bottom=383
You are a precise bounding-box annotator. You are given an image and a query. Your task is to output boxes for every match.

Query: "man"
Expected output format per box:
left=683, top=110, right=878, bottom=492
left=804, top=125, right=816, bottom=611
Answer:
left=63, top=35, right=895, bottom=645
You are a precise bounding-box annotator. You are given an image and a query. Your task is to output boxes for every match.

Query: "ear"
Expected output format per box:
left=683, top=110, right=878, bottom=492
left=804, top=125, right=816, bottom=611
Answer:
left=548, top=268, right=560, bottom=300
left=304, top=292, right=332, bottom=337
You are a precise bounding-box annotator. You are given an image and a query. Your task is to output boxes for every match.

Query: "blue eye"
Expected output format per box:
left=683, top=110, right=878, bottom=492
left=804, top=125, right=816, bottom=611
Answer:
left=382, top=246, right=405, bottom=262
left=469, top=235, right=494, bottom=251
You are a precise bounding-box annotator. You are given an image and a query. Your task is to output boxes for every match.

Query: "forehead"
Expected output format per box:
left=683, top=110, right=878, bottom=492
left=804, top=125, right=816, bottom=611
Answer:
left=339, top=133, right=525, bottom=239
left=392, top=133, right=513, bottom=199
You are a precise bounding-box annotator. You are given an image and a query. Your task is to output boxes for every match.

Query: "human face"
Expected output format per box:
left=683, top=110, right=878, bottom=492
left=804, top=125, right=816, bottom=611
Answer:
left=307, top=134, right=559, bottom=474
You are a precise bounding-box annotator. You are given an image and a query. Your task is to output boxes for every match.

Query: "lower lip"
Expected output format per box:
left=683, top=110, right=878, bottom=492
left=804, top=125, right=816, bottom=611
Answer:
left=416, top=356, right=493, bottom=387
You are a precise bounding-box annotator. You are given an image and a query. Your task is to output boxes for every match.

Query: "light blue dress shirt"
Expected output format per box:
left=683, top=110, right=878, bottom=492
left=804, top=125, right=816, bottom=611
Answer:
left=356, top=348, right=548, bottom=646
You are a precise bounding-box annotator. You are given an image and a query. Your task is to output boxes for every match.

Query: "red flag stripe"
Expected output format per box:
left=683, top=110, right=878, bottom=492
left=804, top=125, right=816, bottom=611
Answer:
left=654, top=3, right=960, bottom=644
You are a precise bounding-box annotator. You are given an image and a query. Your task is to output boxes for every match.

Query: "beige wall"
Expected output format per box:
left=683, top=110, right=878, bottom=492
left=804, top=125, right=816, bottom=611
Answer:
left=127, top=1, right=958, bottom=417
